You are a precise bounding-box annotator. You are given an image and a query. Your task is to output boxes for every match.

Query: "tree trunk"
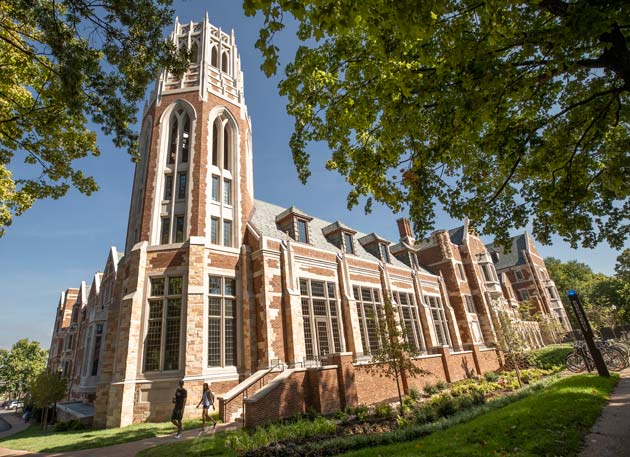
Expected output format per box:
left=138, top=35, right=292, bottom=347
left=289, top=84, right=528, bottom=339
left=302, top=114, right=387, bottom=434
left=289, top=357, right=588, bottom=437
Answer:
left=512, top=353, right=523, bottom=388
left=394, top=367, right=404, bottom=414
left=43, top=407, right=48, bottom=432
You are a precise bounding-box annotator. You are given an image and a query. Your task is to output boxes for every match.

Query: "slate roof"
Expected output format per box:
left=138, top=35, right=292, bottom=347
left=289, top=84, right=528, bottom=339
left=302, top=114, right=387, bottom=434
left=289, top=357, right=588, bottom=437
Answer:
left=249, top=199, right=430, bottom=273
left=487, top=233, right=528, bottom=270
left=448, top=226, right=465, bottom=245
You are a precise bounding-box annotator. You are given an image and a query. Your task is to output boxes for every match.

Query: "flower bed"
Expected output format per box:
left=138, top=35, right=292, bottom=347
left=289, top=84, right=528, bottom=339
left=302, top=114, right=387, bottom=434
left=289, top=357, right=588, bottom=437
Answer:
left=227, top=368, right=559, bottom=457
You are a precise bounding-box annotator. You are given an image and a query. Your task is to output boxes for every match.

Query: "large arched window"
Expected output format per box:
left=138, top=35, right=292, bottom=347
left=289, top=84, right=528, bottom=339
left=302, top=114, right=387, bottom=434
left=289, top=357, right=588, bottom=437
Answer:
left=158, top=105, right=193, bottom=245
left=209, top=112, right=236, bottom=248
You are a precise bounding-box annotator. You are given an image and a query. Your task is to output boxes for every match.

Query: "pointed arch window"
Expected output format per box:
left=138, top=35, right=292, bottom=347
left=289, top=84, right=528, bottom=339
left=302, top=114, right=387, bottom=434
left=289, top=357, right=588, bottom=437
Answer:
left=211, top=46, right=218, bottom=68
left=159, top=106, right=192, bottom=245
left=212, top=123, right=218, bottom=166
left=223, top=125, right=230, bottom=171
left=209, top=113, right=236, bottom=248
left=221, top=52, right=229, bottom=74
left=190, top=41, right=199, bottom=63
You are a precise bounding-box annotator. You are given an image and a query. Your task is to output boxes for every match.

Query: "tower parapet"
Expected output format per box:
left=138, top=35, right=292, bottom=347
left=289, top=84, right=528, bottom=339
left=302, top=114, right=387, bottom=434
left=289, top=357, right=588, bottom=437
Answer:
left=151, top=15, right=247, bottom=119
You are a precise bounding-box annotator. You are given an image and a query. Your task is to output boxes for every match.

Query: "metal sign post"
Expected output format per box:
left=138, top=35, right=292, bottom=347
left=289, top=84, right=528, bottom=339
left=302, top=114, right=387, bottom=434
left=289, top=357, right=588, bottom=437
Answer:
left=566, top=289, right=610, bottom=377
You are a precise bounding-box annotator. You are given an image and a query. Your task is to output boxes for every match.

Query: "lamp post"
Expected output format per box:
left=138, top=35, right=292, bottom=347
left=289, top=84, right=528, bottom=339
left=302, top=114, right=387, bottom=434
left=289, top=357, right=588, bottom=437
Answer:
left=566, top=289, right=609, bottom=377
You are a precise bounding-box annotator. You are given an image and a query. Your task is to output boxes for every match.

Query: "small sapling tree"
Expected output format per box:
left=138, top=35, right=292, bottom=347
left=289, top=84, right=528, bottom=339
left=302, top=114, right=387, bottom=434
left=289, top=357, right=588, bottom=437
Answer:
left=30, top=369, right=67, bottom=431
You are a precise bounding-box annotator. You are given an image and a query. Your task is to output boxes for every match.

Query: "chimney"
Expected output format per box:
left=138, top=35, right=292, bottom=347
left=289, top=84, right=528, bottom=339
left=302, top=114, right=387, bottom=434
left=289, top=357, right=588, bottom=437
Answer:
left=396, top=218, right=415, bottom=243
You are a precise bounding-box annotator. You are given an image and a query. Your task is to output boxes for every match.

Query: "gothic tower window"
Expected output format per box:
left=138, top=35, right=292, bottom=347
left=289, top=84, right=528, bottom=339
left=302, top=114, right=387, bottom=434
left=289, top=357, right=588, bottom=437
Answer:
left=208, top=113, right=236, bottom=247
left=211, top=46, right=218, bottom=68
left=190, top=41, right=199, bottom=63
left=221, top=52, right=229, bottom=74
left=158, top=105, right=193, bottom=245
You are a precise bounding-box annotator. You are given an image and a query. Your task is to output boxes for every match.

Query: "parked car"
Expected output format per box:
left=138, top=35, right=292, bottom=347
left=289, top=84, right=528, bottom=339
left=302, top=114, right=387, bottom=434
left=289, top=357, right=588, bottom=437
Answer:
left=8, top=400, right=23, bottom=410
left=0, top=400, right=10, bottom=409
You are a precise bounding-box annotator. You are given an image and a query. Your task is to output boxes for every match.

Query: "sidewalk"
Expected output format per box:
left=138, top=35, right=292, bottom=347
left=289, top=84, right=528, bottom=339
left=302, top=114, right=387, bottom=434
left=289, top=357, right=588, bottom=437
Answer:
left=580, top=367, right=630, bottom=457
left=0, top=411, right=29, bottom=440
left=0, top=421, right=239, bottom=457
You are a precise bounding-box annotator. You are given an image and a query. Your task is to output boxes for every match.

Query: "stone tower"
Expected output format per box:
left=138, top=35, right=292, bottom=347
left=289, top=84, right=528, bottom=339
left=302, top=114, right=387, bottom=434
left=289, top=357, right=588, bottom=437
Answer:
left=94, top=16, right=255, bottom=428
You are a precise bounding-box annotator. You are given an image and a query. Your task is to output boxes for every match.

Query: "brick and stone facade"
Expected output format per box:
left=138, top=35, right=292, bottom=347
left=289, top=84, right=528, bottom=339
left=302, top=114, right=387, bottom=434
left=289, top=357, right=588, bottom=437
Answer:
left=47, top=17, right=569, bottom=428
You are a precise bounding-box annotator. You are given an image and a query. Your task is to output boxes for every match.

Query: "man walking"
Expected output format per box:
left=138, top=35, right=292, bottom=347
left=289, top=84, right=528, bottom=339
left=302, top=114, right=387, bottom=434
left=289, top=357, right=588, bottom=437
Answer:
left=171, top=379, right=187, bottom=438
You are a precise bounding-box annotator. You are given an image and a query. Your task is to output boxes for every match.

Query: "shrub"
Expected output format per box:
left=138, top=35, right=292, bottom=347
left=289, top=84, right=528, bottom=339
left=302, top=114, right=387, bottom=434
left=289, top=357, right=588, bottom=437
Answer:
left=226, top=416, right=337, bottom=452
left=423, top=383, right=439, bottom=396
left=354, top=404, right=369, bottom=422
left=375, top=403, right=394, bottom=419
left=53, top=419, right=88, bottom=432
left=435, top=380, right=448, bottom=391
left=335, top=409, right=349, bottom=424
left=430, top=394, right=458, bottom=418
left=526, top=344, right=572, bottom=370
left=484, top=371, right=500, bottom=382
left=408, top=388, right=422, bottom=401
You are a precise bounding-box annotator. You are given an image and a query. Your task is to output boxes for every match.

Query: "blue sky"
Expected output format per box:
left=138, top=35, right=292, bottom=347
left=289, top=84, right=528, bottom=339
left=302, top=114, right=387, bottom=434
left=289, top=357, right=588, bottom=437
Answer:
left=0, top=1, right=627, bottom=349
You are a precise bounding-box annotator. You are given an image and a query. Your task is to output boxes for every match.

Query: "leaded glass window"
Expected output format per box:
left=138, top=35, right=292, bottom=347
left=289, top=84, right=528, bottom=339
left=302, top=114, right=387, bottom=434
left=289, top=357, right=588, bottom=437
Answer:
left=353, top=285, right=384, bottom=354
left=299, top=278, right=342, bottom=359
left=426, top=295, right=451, bottom=347
left=144, top=276, right=183, bottom=372
left=208, top=276, right=237, bottom=367
left=393, top=290, right=425, bottom=353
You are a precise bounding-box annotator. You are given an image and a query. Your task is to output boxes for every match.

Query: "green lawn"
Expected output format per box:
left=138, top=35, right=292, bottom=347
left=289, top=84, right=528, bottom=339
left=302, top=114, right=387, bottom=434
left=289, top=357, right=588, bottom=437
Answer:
left=137, top=430, right=237, bottom=457
left=342, top=374, right=618, bottom=457
left=0, top=417, right=209, bottom=453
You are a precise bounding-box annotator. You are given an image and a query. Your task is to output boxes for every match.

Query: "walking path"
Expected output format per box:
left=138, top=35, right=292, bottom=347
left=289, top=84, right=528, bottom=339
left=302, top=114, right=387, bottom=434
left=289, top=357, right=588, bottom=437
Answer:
left=0, top=412, right=29, bottom=440
left=579, top=367, right=630, bottom=457
left=0, top=421, right=240, bottom=457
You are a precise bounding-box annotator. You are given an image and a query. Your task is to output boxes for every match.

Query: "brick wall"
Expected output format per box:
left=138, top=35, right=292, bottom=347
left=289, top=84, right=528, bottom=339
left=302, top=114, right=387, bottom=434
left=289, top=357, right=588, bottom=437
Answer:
left=244, top=369, right=308, bottom=427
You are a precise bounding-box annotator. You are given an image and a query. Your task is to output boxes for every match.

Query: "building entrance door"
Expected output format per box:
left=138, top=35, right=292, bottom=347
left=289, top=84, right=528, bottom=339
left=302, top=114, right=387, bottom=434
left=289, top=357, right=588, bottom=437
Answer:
left=315, top=318, right=330, bottom=357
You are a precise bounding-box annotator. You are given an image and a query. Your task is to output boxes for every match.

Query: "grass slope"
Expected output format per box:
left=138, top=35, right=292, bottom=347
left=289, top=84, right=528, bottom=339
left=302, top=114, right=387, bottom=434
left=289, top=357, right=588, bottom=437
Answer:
left=137, top=431, right=237, bottom=457
left=0, top=418, right=207, bottom=453
left=342, top=374, right=617, bottom=457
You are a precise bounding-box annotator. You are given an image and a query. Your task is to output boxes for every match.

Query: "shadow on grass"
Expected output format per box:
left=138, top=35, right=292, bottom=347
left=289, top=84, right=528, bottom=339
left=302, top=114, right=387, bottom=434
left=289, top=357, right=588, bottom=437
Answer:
left=0, top=419, right=205, bottom=453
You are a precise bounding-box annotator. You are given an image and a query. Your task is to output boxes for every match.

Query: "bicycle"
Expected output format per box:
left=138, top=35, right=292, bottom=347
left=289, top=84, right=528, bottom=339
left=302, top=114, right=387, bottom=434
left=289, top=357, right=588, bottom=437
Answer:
left=565, top=340, right=628, bottom=372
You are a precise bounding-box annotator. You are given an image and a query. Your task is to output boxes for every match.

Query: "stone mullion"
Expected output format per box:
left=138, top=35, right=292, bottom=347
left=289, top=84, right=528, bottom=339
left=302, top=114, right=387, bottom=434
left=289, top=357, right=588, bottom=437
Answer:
left=337, top=257, right=364, bottom=356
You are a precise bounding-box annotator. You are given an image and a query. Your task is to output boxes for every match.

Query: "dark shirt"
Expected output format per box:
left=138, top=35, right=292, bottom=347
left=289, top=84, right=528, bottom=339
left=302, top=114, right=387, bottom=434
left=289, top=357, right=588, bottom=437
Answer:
left=174, top=387, right=187, bottom=409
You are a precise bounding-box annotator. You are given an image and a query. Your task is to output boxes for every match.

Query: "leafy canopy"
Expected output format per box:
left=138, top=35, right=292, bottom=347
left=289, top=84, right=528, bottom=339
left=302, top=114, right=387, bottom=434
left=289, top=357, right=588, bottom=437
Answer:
left=0, top=339, right=47, bottom=399
left=545, top=253, right=630, bottom=329
left=0, top=0, right=188, bottom=235
left=244, top=0, right=630, bottom=248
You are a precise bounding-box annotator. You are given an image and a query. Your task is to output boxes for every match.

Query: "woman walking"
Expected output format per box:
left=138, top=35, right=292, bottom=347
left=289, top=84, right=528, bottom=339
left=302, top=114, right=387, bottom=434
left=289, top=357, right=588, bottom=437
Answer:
left=197, top=382, right=217, bottom=433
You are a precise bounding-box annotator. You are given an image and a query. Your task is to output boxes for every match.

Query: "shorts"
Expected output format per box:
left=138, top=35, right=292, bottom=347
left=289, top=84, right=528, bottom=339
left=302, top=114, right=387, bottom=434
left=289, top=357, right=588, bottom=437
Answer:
left=171, top=407, right=184, bottom=421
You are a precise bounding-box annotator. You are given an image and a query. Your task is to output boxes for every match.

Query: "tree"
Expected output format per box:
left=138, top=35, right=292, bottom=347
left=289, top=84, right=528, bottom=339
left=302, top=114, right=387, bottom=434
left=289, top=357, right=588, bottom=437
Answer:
left=545, top=256, right=630, bottom=331
left=244, top=1, right=630, bottom=249
left=0, top=339, right=47, bottom=401
left=365, top=297, right=427, bottom=413
left=30, top=369, right=67, bottom=431
left=0, top=0, right=188, bottom=235
left=494, top=311, right=528, bottom=387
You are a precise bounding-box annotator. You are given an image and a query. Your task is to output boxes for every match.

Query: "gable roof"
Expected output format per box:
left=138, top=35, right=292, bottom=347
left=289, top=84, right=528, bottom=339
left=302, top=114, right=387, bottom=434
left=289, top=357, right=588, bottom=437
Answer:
left=249, top=199, right=430, bottom=273
left=448, top=226, right=465, bottom=245
left=487, top=233, right=528, bottom=270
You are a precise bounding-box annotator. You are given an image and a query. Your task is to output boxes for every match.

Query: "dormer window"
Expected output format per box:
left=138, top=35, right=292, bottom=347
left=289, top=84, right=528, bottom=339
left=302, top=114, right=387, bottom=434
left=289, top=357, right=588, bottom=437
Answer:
left=343, top=232, right=354, bottom=254
left=297, top=219, right=309, bottom=243
left=276, top=206, right=313, bottom=244
left=379, top=243, right=390, bottom=263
